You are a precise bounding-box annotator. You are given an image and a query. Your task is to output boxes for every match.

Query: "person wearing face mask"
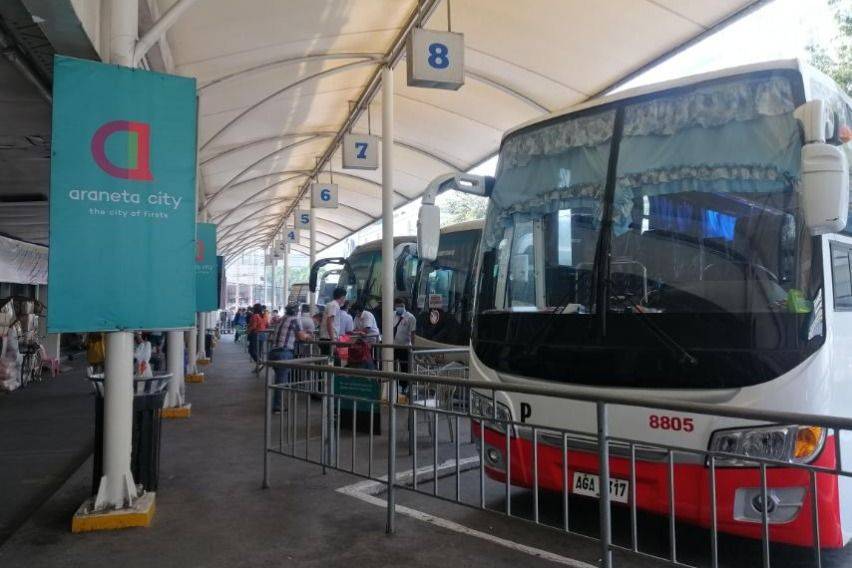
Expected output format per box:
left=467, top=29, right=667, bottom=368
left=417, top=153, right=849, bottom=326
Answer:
left=392, top=297, right=416, bottom=373
left=319, top=287, right=347, bottom=361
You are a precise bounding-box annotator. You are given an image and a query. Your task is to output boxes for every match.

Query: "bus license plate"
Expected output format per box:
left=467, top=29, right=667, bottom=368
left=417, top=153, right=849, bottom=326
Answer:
left=572, top=472, right=629, bottom=503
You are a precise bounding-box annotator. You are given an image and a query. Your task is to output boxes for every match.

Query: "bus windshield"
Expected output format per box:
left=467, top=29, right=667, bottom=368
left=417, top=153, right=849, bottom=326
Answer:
left=339, top=250, right=382, bottom=310
left=415, top=228, right=482, bottom=345
left=476, top=70, right=826, bottom=389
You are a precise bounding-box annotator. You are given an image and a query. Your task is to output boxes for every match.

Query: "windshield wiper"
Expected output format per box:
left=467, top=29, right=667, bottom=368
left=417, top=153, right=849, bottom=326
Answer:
left=607, top=283, right=698, bottom=367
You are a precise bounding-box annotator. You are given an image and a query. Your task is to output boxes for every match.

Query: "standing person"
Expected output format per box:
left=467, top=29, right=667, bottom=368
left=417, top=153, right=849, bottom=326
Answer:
left=85, top=332, right=106, bottom=375
left=392, top=298, right=416, bottom=373
left=233, top=308, right=246, bottom=342
left=134, top=332, right=153, bottom=378
left=270, top=309, right=281, bottom=327
left=338, top=302, right=354, bottom=336
left=350, top=303, right=380, bottom=344
left=319, top=287, right=346, bottom=358
left=267, top=305, right=311, bottom=413
left=246, top=303, right=267, bottom=366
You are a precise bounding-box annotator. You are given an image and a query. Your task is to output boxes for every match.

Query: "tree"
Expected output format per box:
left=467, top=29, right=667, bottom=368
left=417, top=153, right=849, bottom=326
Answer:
left=437, top=190, right=488, bottom=227
left=808, top=0, right=852, bottom=94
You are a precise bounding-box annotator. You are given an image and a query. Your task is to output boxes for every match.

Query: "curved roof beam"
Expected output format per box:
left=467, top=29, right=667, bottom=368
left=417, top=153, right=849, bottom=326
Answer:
left=219, top=211, right=288, bottom=231
left=222, top=215, right=351, bottom=244
left=220, top=193, right=375, bottom=230
left=223, top=228, right=335, bottom=257
left=201, top=131, right=336, bottom=166
left=200, top=59, right=380, bottom=152
left=219, top=219, right=282, bottom=243
left=208, top=169, right=403, bottom=225
left=224, top=236, right=311, bottom=259
left=266, top=0, right=444, bottom=245
left=219, top=213, right=291, bottom=241
left=317, top=170, right=410, bottom=201
left=220, top=234, right=270, bottom=255
left=202, top=130, right=463, bottom=171
left=303, top=215, right=360, bottom=235
left=207, top=173, right=309, bottom=226
left=202, top=139, right=328, bottom=211
left=219, top=224, right=283, bottom=247
left=198, top=52, right=385, bottom=92
left=213, top=170, right=312, bottom=193
left=464, top=69, right=550, bottom=113
left=220, top=215, right=341, bottom=246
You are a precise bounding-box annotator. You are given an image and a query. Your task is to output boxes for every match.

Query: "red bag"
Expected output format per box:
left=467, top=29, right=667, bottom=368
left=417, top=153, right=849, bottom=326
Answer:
left=347, top=339, right=372, bottom=365
left=336, top=333, right=351, bottom=361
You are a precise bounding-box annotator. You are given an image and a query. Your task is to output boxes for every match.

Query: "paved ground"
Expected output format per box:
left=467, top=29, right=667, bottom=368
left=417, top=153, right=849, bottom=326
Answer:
left=0, top=355, right=91, bottom=546
left=1, top=337, right=848, bottom=568
left=0, top=336, right=625, bottom=568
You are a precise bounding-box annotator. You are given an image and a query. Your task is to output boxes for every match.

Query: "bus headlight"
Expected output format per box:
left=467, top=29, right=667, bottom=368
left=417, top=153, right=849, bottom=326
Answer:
left=709, top=425, right=825, bottom=466
left=470, top=390, right=514, bottom=435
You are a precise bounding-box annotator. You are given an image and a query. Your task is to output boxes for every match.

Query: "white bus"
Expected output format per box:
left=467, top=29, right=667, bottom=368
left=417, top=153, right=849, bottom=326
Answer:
left=413, top=220, right=483, bottom=350
left=418, top=60, right=852, bottom=548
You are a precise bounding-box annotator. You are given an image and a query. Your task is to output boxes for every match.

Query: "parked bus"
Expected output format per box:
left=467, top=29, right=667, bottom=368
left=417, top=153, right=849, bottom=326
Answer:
left=309, top=237, right=418, bottom=332
left=288, top=282, right=310, bottom=307
left=417, top=60, right=852, bottom=548
left=413, top=220, right=483, bottom=349
left=316, top=269, right=342, bottom=306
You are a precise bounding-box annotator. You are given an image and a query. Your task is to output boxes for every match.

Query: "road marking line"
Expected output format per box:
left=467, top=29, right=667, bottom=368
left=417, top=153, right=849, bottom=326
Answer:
left=336, top=459, right=597, bottom=568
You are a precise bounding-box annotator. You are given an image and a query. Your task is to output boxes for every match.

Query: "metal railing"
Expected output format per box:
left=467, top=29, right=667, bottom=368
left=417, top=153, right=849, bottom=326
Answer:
left=262, top=355, right=852, bottom=568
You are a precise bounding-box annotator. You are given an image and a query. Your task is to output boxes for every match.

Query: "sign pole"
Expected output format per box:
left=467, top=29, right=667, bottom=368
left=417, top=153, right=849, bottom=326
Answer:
left=282, top=242, right=289, bottom=306
left=309, top=205, right=316, bottom=314
left=381, top=64, right=394, bottom=372
left=93, top=0, right=139, bottom=513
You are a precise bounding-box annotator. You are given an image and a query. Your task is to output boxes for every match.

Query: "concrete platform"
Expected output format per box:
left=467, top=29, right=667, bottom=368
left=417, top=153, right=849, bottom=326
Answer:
left=0, top=356, right=92, bottom=546
left=2, top=338, right=849, bottom=568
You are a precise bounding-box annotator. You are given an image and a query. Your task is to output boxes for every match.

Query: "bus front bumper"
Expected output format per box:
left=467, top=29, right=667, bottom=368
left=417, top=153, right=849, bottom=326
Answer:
left=473, top=423, right=843, bottom=548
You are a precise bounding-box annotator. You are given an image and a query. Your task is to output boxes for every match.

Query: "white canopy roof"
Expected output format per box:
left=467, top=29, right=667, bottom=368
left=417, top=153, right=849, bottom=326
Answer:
left=157, top=0, right=764, bottom=260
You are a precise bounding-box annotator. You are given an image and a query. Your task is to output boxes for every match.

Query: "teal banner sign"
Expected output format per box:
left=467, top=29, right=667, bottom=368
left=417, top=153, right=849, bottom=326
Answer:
left=196, top=223, right=218, bottom=311
left=48, top=56, right=197, bottom=332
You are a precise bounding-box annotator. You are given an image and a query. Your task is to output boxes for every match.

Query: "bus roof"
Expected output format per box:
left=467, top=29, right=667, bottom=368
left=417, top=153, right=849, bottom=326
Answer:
left=504, top=59, right=812, bottom=141
left=350, top=236, right=416, bottom=254
left=441, top=219, right=484, bottom=235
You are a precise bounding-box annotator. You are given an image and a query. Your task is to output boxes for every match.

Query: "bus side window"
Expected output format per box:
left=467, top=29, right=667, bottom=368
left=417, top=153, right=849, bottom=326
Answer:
left=830, top=242, right=852, bottom=310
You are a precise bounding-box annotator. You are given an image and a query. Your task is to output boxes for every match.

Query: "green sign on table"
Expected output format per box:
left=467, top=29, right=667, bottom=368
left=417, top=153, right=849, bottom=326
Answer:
left=48, top=56, right=197, bottom=332
left=196, top=223, right=218, bottom=311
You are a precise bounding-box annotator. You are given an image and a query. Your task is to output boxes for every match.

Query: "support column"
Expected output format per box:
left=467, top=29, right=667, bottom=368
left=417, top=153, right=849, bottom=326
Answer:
left=185, top=324, right=203, bottom=383
left=75, top=0, right=146, bottom=527
left=162, top=330, right=191, bottom=417
left=282, top=243, right=290, bottom=306
left=381, top=65, right=394, bottom=372
left=196, top=311, right=207, bottom=363
left=309, top=206, right=316, bottom=314
left=95, top=332, right=138, bottom=509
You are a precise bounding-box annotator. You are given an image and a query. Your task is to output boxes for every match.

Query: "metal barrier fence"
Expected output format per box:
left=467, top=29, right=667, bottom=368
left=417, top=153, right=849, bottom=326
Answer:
left=262, top=355, right=852, bottom=568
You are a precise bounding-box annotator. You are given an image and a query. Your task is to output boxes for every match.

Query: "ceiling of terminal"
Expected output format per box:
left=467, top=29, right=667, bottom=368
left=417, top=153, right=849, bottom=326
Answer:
left=174, top=0, right=763, bottom=259
left=0, top=0, right=765, bottom=254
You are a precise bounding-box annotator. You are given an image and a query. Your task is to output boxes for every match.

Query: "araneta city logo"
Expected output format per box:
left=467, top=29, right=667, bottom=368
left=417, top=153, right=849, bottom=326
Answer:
left=90, top=120, right=153, bottom=181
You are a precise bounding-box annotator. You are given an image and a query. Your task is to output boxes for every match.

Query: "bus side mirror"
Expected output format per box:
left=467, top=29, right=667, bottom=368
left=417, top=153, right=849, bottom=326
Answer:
left=799, top=143, right=849, bottom=235
left=795, top=100, right=833, bottom=143
left=418, top=204, right=440, bottom=262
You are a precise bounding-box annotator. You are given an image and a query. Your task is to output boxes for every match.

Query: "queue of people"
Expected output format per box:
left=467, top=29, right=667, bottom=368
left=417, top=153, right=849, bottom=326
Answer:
left=242, top=286, right=418, bottom=403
